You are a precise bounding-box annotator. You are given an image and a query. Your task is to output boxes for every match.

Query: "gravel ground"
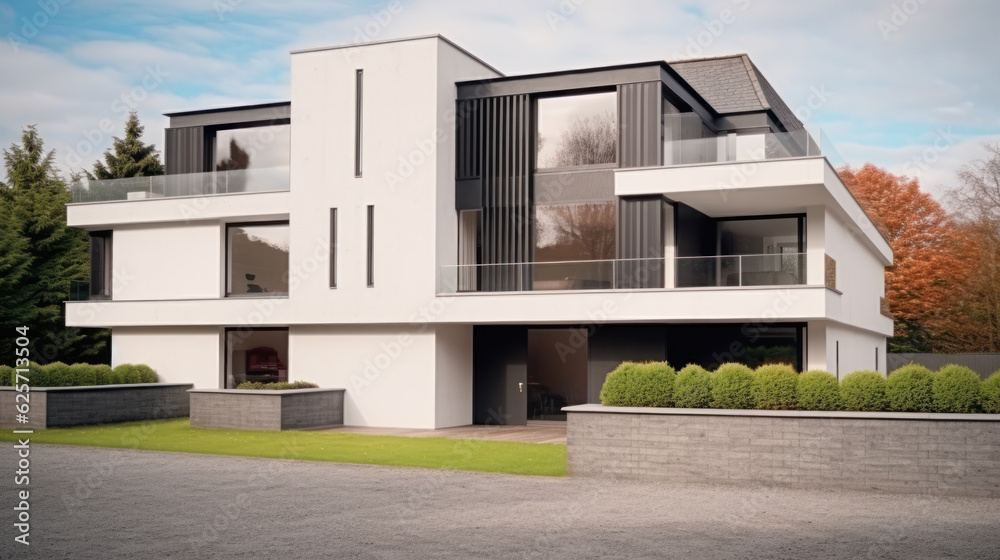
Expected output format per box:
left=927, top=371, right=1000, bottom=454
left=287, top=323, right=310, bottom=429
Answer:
left=2, top=444, right=999, bottom=559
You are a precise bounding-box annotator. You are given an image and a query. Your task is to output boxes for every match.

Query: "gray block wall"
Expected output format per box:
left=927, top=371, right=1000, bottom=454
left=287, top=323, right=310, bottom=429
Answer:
left=567, top=407, right=1000, bottom=497
left=189, top=389, right=344, bottom=431
left=0, top=384, right=192, bottom=429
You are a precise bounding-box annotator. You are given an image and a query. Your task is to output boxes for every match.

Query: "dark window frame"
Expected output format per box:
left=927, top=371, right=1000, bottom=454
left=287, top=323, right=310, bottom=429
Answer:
left=534, top=87, right=620, bottom=173
left=89, top=230, right=113, bottom=300
left=224, top=220, right=290, bottom=298
left=203, top=119, right=291, bottom=173
left=366, top=205, right=374, bottom=287
left=329, top=209, right=337, bottom=289
left=355, top=69, right=364, bottom=178
left=223, top=326, right=290, bottom=389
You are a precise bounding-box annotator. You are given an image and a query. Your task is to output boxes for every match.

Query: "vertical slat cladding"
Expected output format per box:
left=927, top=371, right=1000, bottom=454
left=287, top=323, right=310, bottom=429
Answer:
left=474, top=94, right=532, bottom=291
left=618, top=197, right=664, bottom=288
left=618, top=82, right=660, bottom=168
left=165, top=127, right=203, bottom=174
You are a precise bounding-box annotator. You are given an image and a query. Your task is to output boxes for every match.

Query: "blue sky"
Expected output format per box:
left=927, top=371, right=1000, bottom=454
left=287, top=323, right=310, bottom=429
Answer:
left=2, top=0, right=998, bottom=199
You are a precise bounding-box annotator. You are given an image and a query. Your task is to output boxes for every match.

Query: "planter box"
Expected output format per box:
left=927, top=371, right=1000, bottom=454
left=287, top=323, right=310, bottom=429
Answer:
left=188, top=388, right=345, bottom=431
left=565, top=404, right=1000, bottom=497
left=0, top=383, right=193, bottom=429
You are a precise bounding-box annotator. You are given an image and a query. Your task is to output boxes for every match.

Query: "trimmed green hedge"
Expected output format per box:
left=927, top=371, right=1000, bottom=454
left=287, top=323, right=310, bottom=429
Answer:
left=752, top=364, right=798, bottom=410
left=933, top=365, right=981, bottom=413
left=982, top=370, right=1000, bottom=414
left=886, top=363, right=935, bottom=412
left=597, top=361, right=995, bottom=414
left=711, top=363, right=755, bottom=409
left=235, top=381, right=320, bottom=390
left=2, top=362, right=158, bottom=387
left=797, top=370, right=841, bottom=411
left=840, top=370, right=888, bottom=411
left=599, top=362, right=675, bottom=407
left=673, top=364, right=713, bottom=408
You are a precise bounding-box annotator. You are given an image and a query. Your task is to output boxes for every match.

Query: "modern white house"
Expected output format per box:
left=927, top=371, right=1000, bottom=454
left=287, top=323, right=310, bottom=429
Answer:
left=66, top=35, right=893, bottom=428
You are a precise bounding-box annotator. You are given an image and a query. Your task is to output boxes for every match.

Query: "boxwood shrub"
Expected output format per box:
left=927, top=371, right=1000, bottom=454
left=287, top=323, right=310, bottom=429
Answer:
left=673, top=364, right=713, bottom=408
left=599, top=361, right=674, bottom=407
left=752, top=364, right=798, bottom=410
left=982, top=370, right=1000, bottom=414
left=236, top=381, right=320, bottom=390
left=0, top=362, right=157, bottom=387
left=840, top=370, right=888, bottom=412
left=711, top=363, right=755, bottom=409
left=797, top=370, right=840, bottom=411
left=933, top=365, right=981, bottom=413
left=112, top=363, right=158, bottom=384
left=886, top=363, right=935, bottom=412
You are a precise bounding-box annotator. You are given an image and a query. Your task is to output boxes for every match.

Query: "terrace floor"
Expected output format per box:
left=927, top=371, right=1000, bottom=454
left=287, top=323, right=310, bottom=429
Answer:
left=316, top=420, right=568, bottom=444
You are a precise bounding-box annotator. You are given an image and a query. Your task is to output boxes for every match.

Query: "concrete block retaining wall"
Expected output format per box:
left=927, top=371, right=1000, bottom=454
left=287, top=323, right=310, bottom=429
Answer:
left=565, top=404, right=1000, bottom=497
left=189, top=388, right=345, bottom=431
left=0, top=384, right=193, bottom=429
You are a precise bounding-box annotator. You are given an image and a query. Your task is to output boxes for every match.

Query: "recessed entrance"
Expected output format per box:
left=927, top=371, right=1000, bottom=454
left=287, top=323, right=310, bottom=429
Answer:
left=527, top=329, right=589, bottom=421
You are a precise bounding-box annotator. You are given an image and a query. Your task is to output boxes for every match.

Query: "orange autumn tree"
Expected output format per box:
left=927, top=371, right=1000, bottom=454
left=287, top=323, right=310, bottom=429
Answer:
left=838, top=163, right=977, bottom=351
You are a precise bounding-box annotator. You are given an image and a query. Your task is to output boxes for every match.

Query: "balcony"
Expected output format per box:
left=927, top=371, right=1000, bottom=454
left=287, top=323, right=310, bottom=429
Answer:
left=70, top=167, right=289, bottom=203
left=663, top=128, right=843, bottom=168
left=440, top=254, right=807, bottom=293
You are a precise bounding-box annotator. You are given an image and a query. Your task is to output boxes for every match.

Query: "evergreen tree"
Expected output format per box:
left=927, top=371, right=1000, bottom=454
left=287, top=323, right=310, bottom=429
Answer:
left=89, top=110, right=164, bottom=179
left=1, top=126, right=106, bottom=364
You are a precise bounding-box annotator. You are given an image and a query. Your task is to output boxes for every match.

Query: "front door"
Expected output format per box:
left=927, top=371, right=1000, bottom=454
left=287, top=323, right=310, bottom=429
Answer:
left=473, top=326, right=527, bottom=425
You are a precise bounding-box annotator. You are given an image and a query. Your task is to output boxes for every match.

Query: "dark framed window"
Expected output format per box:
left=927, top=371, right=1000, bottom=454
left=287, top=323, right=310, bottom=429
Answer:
left=89, top=231, right=113, bottom=300
left=536, top=91, right=617, bottom=170
left=355, top=69, right=364, bottom=178
left=224, top=327, right=289, bottom=388
left=329, top=209, right=337, bottom=288
left=366, top=205, right=374, bottom=287
left=226, top=222, right=289, bottom=297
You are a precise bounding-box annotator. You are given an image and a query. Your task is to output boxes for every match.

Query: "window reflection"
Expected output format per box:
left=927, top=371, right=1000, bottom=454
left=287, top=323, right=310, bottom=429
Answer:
left=536, top=92, right=617, bottom=169
left=534, top=202, right=616, bottom=289
left=213, top=124, right=290, bottom=193
left=227, top=223, right=290, bottom=296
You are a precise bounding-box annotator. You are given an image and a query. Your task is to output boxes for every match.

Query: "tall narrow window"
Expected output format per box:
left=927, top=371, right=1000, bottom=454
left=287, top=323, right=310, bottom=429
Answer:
left=355, top=69, right=363, bottom=178
left=329, top=209, right=337, bottom=288
left=89, top=231, right=112, bottom=300
left=366, top=205, right=374, bottom=287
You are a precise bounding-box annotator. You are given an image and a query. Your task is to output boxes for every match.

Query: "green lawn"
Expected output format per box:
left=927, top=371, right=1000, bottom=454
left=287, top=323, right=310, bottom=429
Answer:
left=0, top=418, right=566, bottom=477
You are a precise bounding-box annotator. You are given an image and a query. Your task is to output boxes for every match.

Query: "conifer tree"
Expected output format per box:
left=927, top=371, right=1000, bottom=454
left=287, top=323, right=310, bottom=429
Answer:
left=90, top=110, right=164, bottom=179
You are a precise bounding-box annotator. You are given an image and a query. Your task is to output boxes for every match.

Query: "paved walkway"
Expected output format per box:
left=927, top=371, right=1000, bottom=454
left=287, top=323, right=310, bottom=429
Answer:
left=2, top=445, right=999, bottom=559
left=317, top=420, right=568, bottom=444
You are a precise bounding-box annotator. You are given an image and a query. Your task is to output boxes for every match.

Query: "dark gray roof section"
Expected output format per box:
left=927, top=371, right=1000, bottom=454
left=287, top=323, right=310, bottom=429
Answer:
left=669, top=54, right=803, bottom=131
left=165, top=102, right=291, bottom=129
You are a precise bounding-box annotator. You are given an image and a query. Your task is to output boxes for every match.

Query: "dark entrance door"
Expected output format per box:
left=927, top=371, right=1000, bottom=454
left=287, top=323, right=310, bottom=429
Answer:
left=473, top=326, right=527, bottom=425
left=527, top=328, right=589, bottom=420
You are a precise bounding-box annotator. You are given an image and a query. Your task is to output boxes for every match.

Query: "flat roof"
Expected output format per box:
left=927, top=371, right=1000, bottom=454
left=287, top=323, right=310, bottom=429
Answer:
left=163, top=101, right=290, bottom=118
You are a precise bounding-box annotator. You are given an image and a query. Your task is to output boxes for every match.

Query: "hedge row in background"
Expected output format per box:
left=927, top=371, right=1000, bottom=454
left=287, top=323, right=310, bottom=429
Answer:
left=235, top=381, right=319, bottom=390
left=600, top=361, right=1000, bottom=414
left=1, top=362, right=158, bottom=387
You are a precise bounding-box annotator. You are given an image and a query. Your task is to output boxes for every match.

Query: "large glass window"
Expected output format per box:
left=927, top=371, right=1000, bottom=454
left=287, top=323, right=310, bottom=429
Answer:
left=533, top=202, right=616, bottom=290
left=227, top=223, right=289, bottom=296
left=536, top=92, right=617, bottom=169
left=225, top=327, right=288, bottom=388
left=212, top=123, right=290, bottom=193
left=718, top=217, right=804, bottom=286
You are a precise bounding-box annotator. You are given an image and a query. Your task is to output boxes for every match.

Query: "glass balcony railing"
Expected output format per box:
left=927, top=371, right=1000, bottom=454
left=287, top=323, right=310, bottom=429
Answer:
left=439, top=254, right=807, bottom=293
left=676, top=253, right=807, bottom=288
left=662, top=129, right=844, bottom=168
left=70, top=166, right=289, bottom=203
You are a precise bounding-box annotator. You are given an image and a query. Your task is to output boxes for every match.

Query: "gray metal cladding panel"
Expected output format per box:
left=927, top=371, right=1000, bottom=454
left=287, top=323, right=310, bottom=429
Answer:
left=456, top=99, right=481, bottom=181
left=618, top=82, right=662, bottom=168
left=165, top=126, right=204, bottom=175
left=618, top=196, right=665, bottom=289
left=477, top=94, right=532, bottom=291
left=534, top=170, right=615, bottom=205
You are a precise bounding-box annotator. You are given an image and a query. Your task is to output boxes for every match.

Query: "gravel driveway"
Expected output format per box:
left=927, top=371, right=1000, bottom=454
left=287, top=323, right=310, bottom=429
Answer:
left=2, top=444, right=999, bottom=559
